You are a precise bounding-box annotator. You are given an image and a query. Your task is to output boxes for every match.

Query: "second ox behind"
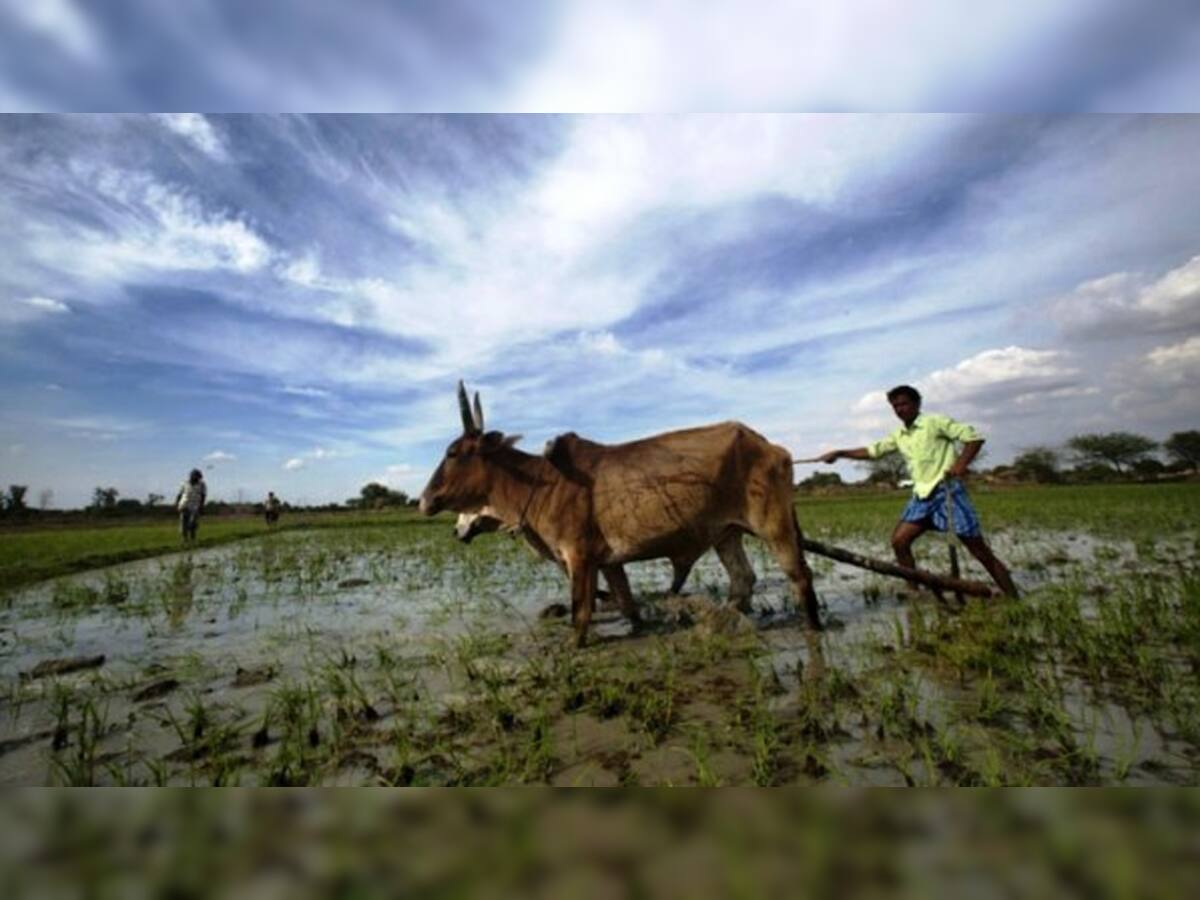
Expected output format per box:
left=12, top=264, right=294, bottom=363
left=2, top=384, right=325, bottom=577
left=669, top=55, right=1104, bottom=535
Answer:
left=419, top=382, right=821, bottom=646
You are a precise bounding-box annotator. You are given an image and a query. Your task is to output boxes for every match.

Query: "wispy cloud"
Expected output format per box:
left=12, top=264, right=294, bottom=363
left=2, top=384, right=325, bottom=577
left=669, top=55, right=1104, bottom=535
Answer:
left=203, top=450, right=237, bottom=463
left=156, top=113, right=226, bottom=159
left=2, top=295, right=72, bottom=323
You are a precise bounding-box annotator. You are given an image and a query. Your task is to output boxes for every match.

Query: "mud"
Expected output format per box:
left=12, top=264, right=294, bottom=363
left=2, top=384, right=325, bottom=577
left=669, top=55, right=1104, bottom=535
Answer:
left=0, top=525, right=1196, bottom=784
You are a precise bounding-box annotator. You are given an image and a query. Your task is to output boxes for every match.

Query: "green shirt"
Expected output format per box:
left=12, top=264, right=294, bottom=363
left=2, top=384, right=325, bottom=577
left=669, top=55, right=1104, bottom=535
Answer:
left=867, top=412, right=983, bottom=499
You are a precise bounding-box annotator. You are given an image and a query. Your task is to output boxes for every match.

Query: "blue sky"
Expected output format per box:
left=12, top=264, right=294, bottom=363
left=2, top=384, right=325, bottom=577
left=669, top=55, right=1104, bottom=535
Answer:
left=2, top=114, right=1198, bottom=507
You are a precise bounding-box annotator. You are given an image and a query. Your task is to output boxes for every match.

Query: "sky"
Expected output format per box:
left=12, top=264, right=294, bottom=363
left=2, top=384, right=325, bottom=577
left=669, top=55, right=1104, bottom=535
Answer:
left=2, top=114, right=1198, bottom=507
left=1, top=0, right=1199, bottom=113
left=0, top=3, right=1198, bottom=508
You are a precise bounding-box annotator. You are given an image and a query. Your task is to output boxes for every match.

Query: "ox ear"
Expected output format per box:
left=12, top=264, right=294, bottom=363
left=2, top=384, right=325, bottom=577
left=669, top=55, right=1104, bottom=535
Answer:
left=472, top=392, right=484, bottom=432
left=543, top=434, right=569, bottom=469
left=480, top=430, right=519, bottom=454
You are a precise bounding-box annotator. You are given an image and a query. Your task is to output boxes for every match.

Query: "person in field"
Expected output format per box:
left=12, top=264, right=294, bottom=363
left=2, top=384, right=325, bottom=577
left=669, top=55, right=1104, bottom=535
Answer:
left=176, top=468, right=207, bottom=543
left=264, top=491, right=281, bottom=527
left=816, top=385, right=1019, bottom=598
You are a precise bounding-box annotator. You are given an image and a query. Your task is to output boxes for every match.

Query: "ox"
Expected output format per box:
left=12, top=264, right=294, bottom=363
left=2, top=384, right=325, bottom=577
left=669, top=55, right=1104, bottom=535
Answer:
left=455, top=508, right=756, bottom=612
left=420, top=383, right=821, bottom=645
left=453, top=430, right=759, bottom=610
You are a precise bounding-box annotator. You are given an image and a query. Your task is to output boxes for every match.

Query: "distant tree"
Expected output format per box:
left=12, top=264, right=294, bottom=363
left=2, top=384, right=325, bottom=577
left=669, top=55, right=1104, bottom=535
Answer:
left=147, top=492, right=164, bottom=507
left=1131, top=458, right=1166, bottom=479
left=6, top=485, right=28, bottom=512
left=90, top=486, right=120, bottom=511
left=796, top=472, right=844, bottom=494
left=1164, top=430, right=1200, bottom=473
left=1066, top=432, right=1157, bottom=476
left=858, top=454, right=908, bottom=488
left=1070, top=463, right=1121, bottom=484
left=37, top=488, right=53, bottom=510
left=1012, top=447, right=1062, bottom=484
left=357, top=482, right=410, bottom=509
left=115, top=498, right=143, bottom=513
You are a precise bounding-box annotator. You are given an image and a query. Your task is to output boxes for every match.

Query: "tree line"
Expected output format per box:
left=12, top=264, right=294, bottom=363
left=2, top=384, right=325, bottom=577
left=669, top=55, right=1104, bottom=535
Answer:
left=1007, top=430, right=1199, bottom=484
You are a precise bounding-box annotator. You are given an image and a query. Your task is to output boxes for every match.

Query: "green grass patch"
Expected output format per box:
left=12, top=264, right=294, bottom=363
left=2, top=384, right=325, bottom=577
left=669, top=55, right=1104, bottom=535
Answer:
left=0, top=508, right=451, bottom=591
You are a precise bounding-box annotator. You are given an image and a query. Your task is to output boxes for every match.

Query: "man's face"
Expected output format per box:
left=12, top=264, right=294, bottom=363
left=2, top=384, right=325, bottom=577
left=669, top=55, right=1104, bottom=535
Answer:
left=889, top=394, right=919, bottom=425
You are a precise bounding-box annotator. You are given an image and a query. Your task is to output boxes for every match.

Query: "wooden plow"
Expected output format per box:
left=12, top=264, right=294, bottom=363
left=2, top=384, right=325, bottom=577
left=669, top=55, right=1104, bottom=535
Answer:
left=800, top=537, right=996, bottom=598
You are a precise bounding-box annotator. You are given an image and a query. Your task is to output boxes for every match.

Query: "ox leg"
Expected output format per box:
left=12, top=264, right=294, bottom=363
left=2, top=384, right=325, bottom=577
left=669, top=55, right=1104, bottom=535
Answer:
left=715, top=532, right=756, bottom=614
left=561, top=559, right=613, bottom=608
left=668, top=551, right=702, bottom=596
left=755, top=510, right=821, bottom=629
left=568, top=558, right=599, bottom=648
left=601, top=565, right=642, bottom=630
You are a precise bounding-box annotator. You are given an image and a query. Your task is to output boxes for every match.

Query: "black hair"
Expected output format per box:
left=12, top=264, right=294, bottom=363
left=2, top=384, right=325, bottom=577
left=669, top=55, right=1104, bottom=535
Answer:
left=189, top=468, right=203, bottom=483
left=886, top=385, right=922, bottom=406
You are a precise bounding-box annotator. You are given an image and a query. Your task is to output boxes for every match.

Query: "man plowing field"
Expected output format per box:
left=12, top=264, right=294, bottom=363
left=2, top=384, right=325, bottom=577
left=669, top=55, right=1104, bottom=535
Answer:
left=812, top=384, right=1020, bottom=599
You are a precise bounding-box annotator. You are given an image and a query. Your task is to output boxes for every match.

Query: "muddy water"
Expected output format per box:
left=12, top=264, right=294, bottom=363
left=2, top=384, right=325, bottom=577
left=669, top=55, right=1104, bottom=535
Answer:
left=0, top=526, right=1194, bottom=785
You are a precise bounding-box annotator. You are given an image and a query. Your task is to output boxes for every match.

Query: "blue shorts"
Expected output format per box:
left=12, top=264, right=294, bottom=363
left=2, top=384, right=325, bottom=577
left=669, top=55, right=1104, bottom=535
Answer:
left=900, top=480, right=982, bottom=537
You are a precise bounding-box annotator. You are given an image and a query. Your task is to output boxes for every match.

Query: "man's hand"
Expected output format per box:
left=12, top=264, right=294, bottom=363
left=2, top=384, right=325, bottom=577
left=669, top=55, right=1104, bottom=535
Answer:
left=817, top=450, right=840, bottom=464
left=946, top=462, right=969, bottom=479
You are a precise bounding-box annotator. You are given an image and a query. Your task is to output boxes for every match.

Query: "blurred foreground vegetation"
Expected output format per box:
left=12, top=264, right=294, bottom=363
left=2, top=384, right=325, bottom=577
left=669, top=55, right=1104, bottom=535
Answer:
left=0, top=790, right=1197, bottom=899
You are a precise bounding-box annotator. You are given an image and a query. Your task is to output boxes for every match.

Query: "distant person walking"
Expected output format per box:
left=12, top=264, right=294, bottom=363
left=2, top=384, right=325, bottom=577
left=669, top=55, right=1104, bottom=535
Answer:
left=814, top=385, right=1019, bottom=598
left=176, top=468, right=207, bottom=543
left=264, top=491, right=281, bottom=527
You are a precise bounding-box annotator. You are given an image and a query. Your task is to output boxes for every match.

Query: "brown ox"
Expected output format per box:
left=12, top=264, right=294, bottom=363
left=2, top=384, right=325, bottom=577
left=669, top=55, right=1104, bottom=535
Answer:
left=454, top=438, right=759, bottom=610
left=420, top=383, right=820, bottom=645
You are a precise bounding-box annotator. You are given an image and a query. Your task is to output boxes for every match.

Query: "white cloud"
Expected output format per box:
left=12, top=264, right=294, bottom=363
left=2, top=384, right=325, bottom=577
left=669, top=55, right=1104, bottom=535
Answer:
left=281, top=446, right=340, bottom=472
left=22, top=295, right=70, bottom=313
left=2, top=295, right=72, bottom=324
left=508, top=1, right=1096, bottom=111
left=156, top=114, right=227, bottom=159
left=32, top=168, right=272, bottom=279
left=291, top=117, right=951, bottom=376
left=921, top=347, right=1081, bottom=405
left=1144, top=335, right=1200, bottom=384
left=5, top=0, right=101, bottom=64
left=41, top=414, right=147, bottom=442
left=278, top=251, right=322, bottom=287
left=851, top=346, right=1085, bottom=431
left=355, top=463, right=426, bottom=499
left=1112, top=335, right=1200, bottom=421
left=281, top=385, right=331, bottom=399
left=1049, top=254, right=1200, bottom=338
left=203, top=450, right=237, bottom=463
left=157, top=114, right=226, bottom=160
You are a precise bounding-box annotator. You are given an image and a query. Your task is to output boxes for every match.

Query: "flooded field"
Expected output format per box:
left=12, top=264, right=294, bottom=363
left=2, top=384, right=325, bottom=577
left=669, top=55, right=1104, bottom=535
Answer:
left=2, top=489, right=1198, bottom=785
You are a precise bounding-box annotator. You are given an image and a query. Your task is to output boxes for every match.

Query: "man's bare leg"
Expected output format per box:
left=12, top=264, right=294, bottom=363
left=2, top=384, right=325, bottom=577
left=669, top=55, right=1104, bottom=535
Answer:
left=890, top=521, right=928, bottom=572
left=960, top=536, right=1020, bottom=598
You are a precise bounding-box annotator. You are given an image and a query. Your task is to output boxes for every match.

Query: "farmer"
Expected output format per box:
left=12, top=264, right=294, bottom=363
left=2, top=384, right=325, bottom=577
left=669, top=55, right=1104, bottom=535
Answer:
left=816, top=385, right=1019, bottom=598
left=175, top=468, right=207, bottom=543
left=264, top=491, right=281, bottom=527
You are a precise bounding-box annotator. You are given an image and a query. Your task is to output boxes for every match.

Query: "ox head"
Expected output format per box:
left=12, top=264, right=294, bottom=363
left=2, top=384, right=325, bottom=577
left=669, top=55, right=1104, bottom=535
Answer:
left=418, top=382, right=521, bottom=516
left=454, top=510, right=504, bottom=543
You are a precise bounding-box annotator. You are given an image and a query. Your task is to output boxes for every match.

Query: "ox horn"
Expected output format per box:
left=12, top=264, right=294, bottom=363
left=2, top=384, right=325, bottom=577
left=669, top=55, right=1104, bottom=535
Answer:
left=473, top=392, right=484, bottom=432
left=457, top=381, right=478, bottom=434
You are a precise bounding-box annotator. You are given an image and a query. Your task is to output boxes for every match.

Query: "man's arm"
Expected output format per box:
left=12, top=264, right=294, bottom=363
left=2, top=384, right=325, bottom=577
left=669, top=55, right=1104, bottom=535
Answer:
left=817, top=447, right=872, bottom=464
left=946, top=439, right=984, bottom=479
